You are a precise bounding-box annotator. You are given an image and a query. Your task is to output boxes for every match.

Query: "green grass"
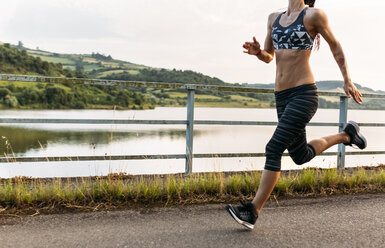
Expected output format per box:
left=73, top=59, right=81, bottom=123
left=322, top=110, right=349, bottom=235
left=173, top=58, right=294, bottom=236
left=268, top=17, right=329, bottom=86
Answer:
left=195, top=94, right=223, bottom=100
left=228, top=95, right=257, bottom=101
left=82, top=57, right=99, bottom=63
left=97, top=69, right=138, bottom=77
left=83, top=64, right=104, bottom=72
left=167, top=92, right=256, bottom=101
left=166, top=92, right=187, bottom=98
left=26, top=49, right=52, bottom=56
left=0, top=80, right=39, bottom=89
left=126, top=70, right=140, bottom=75
left=99, top=61, right=121, bottom=68
left=0, top=167, right=384, bottom=214
left=194, top=101, right=271, bottom=108
left=0, top=80, right=71, bottom=92
left=117, top=64, right=147, bottom=70
left=33, top=56, right=75, bottom=65
left=63, top=65, right=76, bottom=71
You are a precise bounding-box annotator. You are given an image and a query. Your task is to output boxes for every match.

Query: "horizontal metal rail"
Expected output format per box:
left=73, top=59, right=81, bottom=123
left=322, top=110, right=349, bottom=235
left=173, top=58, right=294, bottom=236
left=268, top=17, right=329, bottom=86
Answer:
left=1, top=74, right=385, bottom=98
left=1, top=118, right=385, bottom=127
left=194, top=121, right=340, bottom=126
left=0, top=118, right=188, bottom=125
left=2, top=151, right=385, bottom=163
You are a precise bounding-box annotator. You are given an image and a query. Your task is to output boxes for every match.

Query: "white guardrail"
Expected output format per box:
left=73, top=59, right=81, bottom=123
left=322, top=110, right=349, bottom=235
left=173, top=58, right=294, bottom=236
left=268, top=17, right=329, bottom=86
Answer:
left=0, top=74, right=384, bottom=174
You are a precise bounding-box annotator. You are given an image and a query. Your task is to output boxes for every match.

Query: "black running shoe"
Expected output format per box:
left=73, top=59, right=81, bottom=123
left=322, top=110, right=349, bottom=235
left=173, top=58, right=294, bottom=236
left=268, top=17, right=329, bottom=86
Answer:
left=343, top=121, right=367, bottom=149
left=226, top=202, right=258, bottom=230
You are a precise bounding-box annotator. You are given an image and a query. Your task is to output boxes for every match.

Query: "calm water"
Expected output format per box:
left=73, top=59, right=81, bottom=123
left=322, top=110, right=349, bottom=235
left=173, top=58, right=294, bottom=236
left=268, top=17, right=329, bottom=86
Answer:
left=0, top=107, right=384, bottom=178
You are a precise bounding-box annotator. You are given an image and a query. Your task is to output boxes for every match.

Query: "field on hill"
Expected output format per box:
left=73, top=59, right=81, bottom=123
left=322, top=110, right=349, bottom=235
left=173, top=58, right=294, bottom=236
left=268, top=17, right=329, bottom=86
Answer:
left=26, top=49, right=149, bottom=78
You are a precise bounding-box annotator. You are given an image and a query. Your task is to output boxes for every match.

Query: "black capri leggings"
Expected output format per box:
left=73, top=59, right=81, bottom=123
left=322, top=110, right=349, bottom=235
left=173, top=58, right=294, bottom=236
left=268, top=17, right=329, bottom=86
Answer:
left=265, top=84, right=319, bottom=172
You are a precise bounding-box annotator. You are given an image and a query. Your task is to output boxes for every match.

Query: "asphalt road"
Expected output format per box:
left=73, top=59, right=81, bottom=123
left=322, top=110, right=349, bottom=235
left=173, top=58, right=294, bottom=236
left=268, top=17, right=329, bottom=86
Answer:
left=1, top=193, right=384, bottom=248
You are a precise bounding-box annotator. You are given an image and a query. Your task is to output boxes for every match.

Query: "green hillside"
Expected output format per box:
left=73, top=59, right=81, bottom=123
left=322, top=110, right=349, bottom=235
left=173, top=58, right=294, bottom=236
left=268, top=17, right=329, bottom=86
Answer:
left=0, top=43, right=152, bottom=110
left=24, top=46, right=229, bottom=87
left=0, top=43, right=382, bottom=110
left=25, top=47, right=148, bottom=78
left=0, top=43, right=82, bottom=77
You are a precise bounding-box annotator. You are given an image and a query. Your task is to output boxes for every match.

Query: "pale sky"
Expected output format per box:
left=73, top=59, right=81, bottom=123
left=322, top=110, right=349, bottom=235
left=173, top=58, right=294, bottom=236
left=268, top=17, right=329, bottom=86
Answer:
left=0, top=0, right=384, bottom=91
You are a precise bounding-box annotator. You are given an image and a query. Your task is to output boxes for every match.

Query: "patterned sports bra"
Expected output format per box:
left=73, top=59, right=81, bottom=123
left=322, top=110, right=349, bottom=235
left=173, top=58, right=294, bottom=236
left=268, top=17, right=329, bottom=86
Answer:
left=271, top=7, right=314, bottom=50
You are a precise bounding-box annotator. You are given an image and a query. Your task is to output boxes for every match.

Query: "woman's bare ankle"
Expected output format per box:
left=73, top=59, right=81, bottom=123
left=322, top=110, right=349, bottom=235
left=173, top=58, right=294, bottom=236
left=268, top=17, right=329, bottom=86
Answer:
left=251, top=203, right=260, bottom=216
left=341, top=131, right=351, bottom=143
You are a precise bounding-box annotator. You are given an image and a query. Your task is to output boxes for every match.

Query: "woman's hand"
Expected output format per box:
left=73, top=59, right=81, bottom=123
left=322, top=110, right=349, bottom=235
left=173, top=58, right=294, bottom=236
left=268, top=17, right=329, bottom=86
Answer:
left=243, top=37, right=261, bottom=56
left=344, top=81, right=363, bottom=104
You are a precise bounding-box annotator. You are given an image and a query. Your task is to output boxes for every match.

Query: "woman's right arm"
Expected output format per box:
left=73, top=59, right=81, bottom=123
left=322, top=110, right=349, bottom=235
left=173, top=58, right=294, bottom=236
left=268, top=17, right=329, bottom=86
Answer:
left=310, top=9, right=362, bottom=104
left=243, top=13, right=277, bottom=64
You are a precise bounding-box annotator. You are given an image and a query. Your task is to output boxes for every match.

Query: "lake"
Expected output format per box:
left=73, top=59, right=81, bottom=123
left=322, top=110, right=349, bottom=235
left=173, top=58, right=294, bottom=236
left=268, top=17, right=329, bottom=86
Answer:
left=0, top=107, right=384, bottom=178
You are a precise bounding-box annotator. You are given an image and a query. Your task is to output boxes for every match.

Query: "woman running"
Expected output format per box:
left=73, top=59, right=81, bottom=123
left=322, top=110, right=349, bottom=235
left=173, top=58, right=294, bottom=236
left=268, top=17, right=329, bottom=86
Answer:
left=226, top=0, right=367, bottom=230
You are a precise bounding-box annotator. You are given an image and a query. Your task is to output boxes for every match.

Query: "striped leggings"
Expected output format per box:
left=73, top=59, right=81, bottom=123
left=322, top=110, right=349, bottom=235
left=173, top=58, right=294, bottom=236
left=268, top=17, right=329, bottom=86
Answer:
left=265, top=84, right=319, bottom=172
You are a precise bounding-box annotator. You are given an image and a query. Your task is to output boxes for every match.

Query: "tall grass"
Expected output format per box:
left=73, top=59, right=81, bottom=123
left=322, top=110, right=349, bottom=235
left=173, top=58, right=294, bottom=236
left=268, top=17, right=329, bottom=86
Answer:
left=0, top=168, right=384, bottom=214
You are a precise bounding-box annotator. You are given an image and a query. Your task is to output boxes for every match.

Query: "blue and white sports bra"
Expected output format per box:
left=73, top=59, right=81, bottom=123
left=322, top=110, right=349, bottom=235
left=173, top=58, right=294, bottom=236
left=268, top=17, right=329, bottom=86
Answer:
left=271, top=7, right=314, bottom=50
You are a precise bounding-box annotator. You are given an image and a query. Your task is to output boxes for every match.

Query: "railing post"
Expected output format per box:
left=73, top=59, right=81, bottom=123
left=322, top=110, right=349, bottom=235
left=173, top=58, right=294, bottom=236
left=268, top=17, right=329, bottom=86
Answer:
left=185, top=85, right=196, bottom=175
left=337, top=96, right=348, bottom=169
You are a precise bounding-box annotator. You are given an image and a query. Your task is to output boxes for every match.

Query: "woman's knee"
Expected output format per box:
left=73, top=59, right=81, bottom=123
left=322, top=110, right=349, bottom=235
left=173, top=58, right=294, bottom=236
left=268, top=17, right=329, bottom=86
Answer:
left=265, top=140, right=275, bottom=157
left=264, top=141, right=283, bottom=171
left=290, top=145, right=316, bottom=165
left=291, top=156, right=308, bottom=165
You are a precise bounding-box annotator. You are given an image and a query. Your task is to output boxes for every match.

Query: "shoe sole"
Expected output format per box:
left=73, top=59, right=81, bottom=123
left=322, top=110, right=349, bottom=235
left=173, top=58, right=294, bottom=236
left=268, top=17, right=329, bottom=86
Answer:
left=225, top=205, right=254, bottom=230
left=347, top=121, right=367, bottom=149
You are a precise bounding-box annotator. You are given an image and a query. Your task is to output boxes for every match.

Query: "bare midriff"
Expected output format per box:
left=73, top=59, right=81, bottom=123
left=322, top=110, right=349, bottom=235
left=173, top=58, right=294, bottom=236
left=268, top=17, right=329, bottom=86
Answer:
left=274, top=49, right=315, bottom=91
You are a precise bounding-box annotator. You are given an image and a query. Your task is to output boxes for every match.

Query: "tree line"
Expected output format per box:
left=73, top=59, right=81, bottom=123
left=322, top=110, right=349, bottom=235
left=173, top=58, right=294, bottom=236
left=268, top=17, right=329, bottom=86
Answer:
left=0, top=82, right=152, bottom=109
left=104, top=68, right=226, bottom=86
left=0, top=43, right=152, bottom=109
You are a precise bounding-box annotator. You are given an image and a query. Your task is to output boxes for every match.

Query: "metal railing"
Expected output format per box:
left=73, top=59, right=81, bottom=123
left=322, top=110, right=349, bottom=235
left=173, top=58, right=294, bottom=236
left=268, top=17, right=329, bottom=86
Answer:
left=0, top=74, right=385, bottom=174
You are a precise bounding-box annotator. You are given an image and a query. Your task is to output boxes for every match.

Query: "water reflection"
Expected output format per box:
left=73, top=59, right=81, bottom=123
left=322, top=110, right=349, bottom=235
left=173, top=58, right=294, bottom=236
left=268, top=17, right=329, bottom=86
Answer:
left=0, top=126, right=202, bottom=156
left=0, top=108, right=384, bottom=178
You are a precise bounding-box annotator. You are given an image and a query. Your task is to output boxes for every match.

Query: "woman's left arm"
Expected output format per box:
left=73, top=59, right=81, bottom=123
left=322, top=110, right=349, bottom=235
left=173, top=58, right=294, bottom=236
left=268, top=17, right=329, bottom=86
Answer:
left=310, top=9, right=362, bottom=104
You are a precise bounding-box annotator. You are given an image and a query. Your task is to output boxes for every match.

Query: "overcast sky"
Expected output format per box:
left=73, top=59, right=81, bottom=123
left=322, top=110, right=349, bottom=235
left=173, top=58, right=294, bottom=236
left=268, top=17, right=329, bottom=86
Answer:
left=0, top=0, right=384, bottom=91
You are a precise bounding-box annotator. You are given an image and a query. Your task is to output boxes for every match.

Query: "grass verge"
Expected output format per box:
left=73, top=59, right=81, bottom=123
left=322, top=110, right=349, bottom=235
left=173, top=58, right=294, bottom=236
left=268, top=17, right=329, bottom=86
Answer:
left=0, top=167, right=384, bottom=215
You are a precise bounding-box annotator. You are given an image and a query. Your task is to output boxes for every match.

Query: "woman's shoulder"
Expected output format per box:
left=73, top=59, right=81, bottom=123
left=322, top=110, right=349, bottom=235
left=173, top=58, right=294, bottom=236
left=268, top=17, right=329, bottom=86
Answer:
left=305, top=7, right=329, bottom=28
left=306, top=7, right=327, bottom=20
